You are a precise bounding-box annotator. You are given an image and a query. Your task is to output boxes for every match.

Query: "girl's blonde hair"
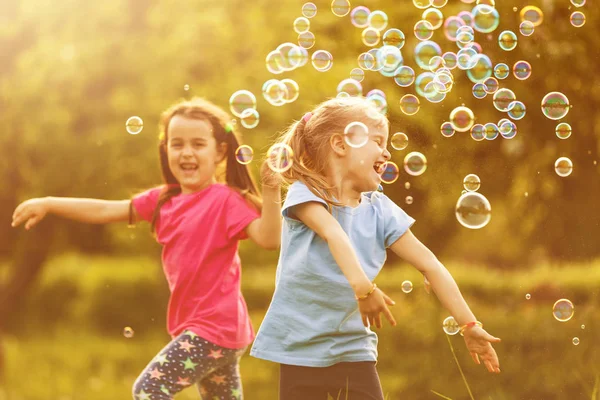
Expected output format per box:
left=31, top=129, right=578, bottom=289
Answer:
left=150, top=97, right=261, bottom=232
left=275, top=96, right=388, bottom=209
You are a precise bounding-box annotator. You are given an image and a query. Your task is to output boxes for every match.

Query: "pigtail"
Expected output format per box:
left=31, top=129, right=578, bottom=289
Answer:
left=223, top=126, right=262, bottom=212
left=279, top=115, right=342, bottom=209
left=150, top=136, right=182, bottom=233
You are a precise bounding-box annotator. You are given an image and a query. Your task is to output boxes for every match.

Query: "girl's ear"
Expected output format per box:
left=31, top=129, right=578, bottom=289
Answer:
left=329, top=133, right=347, bottom=156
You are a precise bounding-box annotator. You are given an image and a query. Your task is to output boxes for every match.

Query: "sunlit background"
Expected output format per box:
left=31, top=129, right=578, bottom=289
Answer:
left=1, top=0, right=599, bottom=399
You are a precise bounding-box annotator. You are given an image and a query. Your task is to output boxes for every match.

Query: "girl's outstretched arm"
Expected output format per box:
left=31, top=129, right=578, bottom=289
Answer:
left=293, top=202, right=397, bottom=329
left=390, top=229, right=501, bottom=373
left=11, top=197, right=132, bottom=229
left=245, top=162, right=282, bottom=250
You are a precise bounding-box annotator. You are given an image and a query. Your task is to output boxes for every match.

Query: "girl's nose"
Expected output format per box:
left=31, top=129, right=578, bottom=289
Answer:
left=382, top=148, right=391, bottom=160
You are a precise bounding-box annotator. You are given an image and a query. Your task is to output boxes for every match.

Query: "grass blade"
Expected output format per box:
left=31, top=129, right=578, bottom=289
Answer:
left=446, top=334, right=475, bottom=400
left=431, top=389, right=454, bottom=400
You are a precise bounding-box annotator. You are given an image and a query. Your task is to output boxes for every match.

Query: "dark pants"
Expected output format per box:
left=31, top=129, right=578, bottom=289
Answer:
left=279, top=361, right=384, bottom=400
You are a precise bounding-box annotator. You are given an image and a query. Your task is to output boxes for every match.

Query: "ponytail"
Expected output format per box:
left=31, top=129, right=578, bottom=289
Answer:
left=223, top=126, right=262, bottom=211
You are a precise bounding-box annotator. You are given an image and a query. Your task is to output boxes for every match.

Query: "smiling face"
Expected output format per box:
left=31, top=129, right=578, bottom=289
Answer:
left=166, top=115, right=226, bottom=194
left=344, top=119, right=391, bottom=193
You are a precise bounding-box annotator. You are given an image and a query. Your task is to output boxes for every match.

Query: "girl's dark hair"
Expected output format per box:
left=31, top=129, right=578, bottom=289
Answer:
left=149, top=97, right=261, bottom=232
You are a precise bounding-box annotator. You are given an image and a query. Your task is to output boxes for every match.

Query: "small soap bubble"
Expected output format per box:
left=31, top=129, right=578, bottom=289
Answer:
left=526, top=293, right=531, bottom=300
left=541, top=92, right=570, bottom=120
left=405, top=196, right=414, bottom=205
left=331, top=0, right=351, bottom=17
left=401, top=280, right=414, bottom=293
left=281, top=79, right=300, bottom=103
left=571, top=0, right=586, bottom=6
left=422, top=8, right=444, bottom=30
left=405, top=182, right=411, bottom=190
left=267, top=143, right=294, bottom=173
left=293, top=17, right=310, bottom=34
left=298, top=31, right=316, bottom=49
left=337, top=78, right=363, bottom=97
left=440, top=121, right=455, bottom=137
left=393, top=66, right=415, bottom=87
left=472, top=83, right=487, bottom=99
left=519, top=20, right=535, bottom=36
left=383, top=28, right=406, bottom=49
left=350, top=68, right=365, bottom=83
left=520, top=6, right=544, bottom=27
left=183, top=84, right=190, bottom=91
left=362, top=27, right=381, bottom=47
left=311, top=50, right=333, bottom=72
left=123, top=327, right=135, bottom=339
left=455, top=192, right=491, bottom=229
left=449, top=106, right=475, bottom=132
left=493, top=88, right=516, bottom=112
left=443, top=316, right=460, bottom=335
left=404, top=152, right=427, bottom=176
left=472, top=5, right=500, bottom=33
left=414, top=20, right=435, bottom=41
left=556, top=123, right=572, bottom=139
left=498, top=30, right=518, bottom=51
left=470, top=124, right=485, bottom=141
left=573, top=337, right=580, bottom=346
left=235, top=145, right=254, bottom=165
left=581, top=324, right=585, bottom=329
left=413, top=0, right=432, bottom=9
left=350, top=6, right=371, bottom=28
left=400, top=94, right=420, bottom=116
left=302, top=2, right=318, bottom=18
left=126, top=116, right=143, bottom=135
left=553, top=298, right=575, bottom=322
left=358, top=52, right=376, bottom=70
left=483, top=77, right=499, bottom=94
left=229, top=90, right=257, bottom=118
left=463, top=174, right=481, bottom=191
left=344, top=121, right=370, bottom=148
left=513, top=60, right=532, bottom=80
left=555, top=157, right=573, bottom=177
left=484, top=123, right=499, bottom=140
left=507, top=101, right=526, bottom=121
left=381, top=161, right=400, bottom=184
left=368, top=10, right=389, bottom=31
left=391, top=132, right=409, bottom=150
left=570, top=11, right=586, bottom=28
left=240, top=109, right=260, bottom=129
left=493, top=63, right=510, bottom=79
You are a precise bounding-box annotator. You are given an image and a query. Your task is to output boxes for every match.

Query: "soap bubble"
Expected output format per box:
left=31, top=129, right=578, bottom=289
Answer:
left=455, top=192, right=491, bottom=229
left=553, top=299, right=574, bottom=322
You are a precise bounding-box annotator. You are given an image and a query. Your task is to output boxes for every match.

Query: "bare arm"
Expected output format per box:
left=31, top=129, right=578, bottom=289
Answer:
left=245, top=186, right=282, bottom=250
left=12, top=197, right=133, bottom=229
left=293, top=201, right=396, bottom=328
left=390, top=229, right=501, bottom=373
left=389, top=229, right=476, bottom=325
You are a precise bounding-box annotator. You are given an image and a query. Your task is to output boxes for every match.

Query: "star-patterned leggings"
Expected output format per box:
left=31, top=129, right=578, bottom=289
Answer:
left=132, top=330, right=246, bottom=400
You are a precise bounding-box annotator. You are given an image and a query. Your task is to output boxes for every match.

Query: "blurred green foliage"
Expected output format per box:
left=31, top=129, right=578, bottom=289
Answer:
left=1, top=254, right=599, bottom=399
left=1, top=0, right=599, bottom=266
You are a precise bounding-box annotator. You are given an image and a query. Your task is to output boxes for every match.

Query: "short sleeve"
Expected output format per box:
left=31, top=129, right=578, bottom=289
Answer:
left=381, top=194, right=416, bottom=247
left=224, top=190, right=260, bottom=241
left=282, top=181, right=329, bottom=219
left=132, top=187, right=162, bottom=222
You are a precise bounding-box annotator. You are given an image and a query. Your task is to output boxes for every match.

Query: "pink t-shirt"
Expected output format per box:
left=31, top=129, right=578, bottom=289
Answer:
left=133, top=183, right=260, bottom=349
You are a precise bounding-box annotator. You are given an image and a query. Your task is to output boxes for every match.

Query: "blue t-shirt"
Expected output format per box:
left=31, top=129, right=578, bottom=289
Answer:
left=250, top=181, right=415, bottom=367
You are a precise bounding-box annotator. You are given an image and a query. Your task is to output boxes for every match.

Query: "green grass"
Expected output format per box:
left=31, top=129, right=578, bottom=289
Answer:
left=1, top=254, right=600, bottom=399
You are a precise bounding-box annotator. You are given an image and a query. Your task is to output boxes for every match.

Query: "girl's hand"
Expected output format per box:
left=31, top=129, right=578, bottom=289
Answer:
left=260, top=160, right=281, bottom=189
left=11, top=198, right=49, bottom=230
left=463, top=326, right=502, bottom=373
left=358, top=288, right=397, bottom=329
